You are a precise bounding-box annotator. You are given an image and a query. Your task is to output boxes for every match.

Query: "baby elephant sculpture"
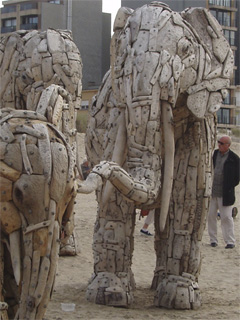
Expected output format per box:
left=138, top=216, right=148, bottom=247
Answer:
left=79, top=2, right=234, bottom=310
left=0, top=30, right=82, bottom=319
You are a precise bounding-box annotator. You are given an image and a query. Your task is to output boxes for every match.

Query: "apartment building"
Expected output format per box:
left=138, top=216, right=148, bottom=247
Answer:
left=0, top=0, right=111, bottom=97
left=207, top=0, right=239, bottom=128
left=122, top=0, right=239, bottom=129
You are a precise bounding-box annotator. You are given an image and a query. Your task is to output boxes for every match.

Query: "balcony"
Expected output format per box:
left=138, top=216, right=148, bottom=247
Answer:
left=209, top=0, right=237, bottom=9
left=1, top=26, right=16, bottom=33
left=20, top=3, right=38, bottom=11
left=1, top=6, right=16, bottom=14
left=20, top=23, right=38, bottom=30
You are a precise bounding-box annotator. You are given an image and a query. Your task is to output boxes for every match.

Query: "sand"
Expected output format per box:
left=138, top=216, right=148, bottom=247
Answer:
left=45, top=134, right=240, bottom=320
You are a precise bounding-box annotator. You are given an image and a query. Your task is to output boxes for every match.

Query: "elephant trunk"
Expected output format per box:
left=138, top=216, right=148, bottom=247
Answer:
left=159, top=101, right=175, bottom=232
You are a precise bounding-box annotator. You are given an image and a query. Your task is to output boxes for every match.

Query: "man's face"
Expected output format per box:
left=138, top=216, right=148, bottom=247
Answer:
left=218, top=137, right=230, bottom=154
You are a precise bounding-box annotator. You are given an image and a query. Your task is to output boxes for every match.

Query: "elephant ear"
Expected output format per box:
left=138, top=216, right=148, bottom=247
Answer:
left=181, top=8, right=234, bottom=118
left=113, top=6, right=134, bottom=32
left=182, top=7, right=232, bottom=65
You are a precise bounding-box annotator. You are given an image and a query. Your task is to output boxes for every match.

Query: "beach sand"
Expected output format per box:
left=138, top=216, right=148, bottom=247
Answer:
left=45, top=134, right=240, bottom=320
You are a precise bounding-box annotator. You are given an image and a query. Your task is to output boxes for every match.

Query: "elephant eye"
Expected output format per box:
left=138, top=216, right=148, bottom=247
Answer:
left=14, top=187, right=23, bottom=203
left=183, top=44, right=189, bottom=54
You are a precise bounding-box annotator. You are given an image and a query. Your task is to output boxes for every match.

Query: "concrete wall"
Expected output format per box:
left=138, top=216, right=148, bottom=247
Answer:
left=102, top=12, right=111, bottom=78
left=72, top=0, right=103, bottom=90
left=41, top=0, right=109, bottom=90
left=41, top=2, right=66, bottom=30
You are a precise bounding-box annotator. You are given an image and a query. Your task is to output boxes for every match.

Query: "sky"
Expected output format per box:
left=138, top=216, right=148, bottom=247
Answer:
left=102, top=0, right=121, bottom=32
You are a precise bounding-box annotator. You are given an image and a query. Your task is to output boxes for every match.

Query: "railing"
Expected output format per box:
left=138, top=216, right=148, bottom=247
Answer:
left=20, top=3, right=38, bottom=10
left=209, top=0, right=236, bottom=8
left=1, top=26, right=16, bottom=33
left=20, top=23, right=38, bottom=30
left=1, top=6, right=16, bottom=14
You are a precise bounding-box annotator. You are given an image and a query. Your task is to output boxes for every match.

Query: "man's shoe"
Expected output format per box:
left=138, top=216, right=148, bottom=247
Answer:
left=140, top=229, right=153, bottom=236
left=210, top=242, right=218, bottom=247
left=225, top=244, right=235, bottom=249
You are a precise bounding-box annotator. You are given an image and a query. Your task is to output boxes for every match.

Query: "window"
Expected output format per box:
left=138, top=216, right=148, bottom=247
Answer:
left=224, top=30, right=235, bottom=46
left=2, top=18, right=16, bottom=27
left=217, top=11, right=224, bottom=24
left=211, top=9, right=235, bottom=28
left=223, top=12, right=230, bottom=26
left=20, top=15, right=38, bottom=30
left=49, top=0, right=61, bottom=4
left=209, top=0, right=232, bottom=7
left=21, top=15, right=38, bottom=25
left=1, top=18, right=16, bottom=33
left=217, top=108, right=230, bottom=124
left=223, top=93, right=230, bottom=104
left=210, top=10, right=217, bottom=18
left=229, top=31, right=235, bottom=46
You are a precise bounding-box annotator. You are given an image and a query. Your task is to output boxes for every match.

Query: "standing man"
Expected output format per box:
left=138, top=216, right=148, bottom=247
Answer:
left=208, top=135, right=240, bottom=249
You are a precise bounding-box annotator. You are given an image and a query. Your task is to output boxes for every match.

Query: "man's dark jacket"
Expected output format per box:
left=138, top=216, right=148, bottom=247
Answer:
left=213, top=149, right=240, bottom=206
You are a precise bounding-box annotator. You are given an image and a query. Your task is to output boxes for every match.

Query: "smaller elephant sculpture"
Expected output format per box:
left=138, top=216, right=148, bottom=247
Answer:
left=0, top=29, right=82, bottom=319
left=78, top=2, right=234, bottom=310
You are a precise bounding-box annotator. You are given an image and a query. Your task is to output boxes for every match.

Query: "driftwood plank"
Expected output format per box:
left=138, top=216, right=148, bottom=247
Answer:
left=50, top=142, right=68, bottom=202
left=0, top=201, right=21, bottom=234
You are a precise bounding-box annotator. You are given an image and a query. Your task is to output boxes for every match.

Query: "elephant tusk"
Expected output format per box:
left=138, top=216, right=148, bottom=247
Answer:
left=159, top=102, right=175, bottom=232
left=9, top=230, right=21, bottom=286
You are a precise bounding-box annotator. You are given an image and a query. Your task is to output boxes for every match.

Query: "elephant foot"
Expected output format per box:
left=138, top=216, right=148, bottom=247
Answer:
left=154, top=273, right=201, bottom=310
left=0, top=302, right=8, bottom=319
left=59, top=234, right=77, bottom=256
left=86, top=272, right=134, bottom=307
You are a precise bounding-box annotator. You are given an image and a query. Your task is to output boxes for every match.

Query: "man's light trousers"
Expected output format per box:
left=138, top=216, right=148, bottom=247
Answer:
left=208, top=197, right=235, bottom=245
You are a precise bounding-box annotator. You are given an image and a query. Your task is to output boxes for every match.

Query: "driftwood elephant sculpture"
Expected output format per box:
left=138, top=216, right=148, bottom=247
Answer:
left=78, top=2, right=234, bottom=309
left=0, top=29, right=82, bottom=319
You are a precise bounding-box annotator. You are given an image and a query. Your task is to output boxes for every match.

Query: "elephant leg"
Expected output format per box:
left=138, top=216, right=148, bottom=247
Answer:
left=60, top=196, right=78, bottom=256
left=86, top=191, right=136, bottom=307
left=153, top=117, right=215, bottom=309
left=1, top=240, right=15, bottom=320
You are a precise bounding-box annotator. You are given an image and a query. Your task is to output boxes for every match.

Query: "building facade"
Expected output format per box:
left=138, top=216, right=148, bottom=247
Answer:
left=121, top=0, right=239, bottom=129
left=0, top=0, right=111, bottom=99
left=207, top=0, right=239, bottom=128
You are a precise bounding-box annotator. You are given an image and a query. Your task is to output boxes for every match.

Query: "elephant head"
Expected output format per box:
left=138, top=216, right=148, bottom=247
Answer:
left=0, top=29, right=82, bottom=319
left=79, top=2, right=233, bottom=231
